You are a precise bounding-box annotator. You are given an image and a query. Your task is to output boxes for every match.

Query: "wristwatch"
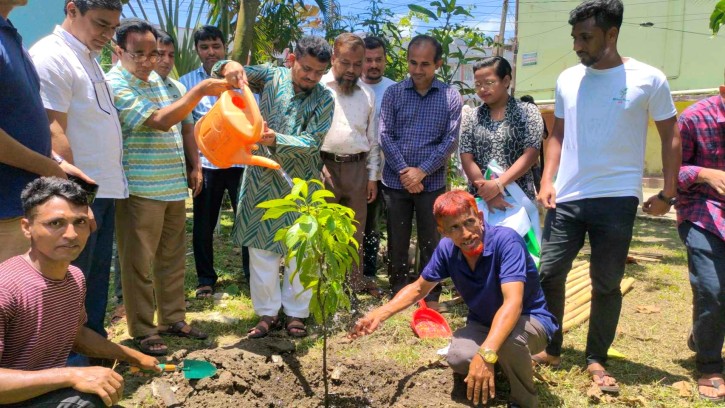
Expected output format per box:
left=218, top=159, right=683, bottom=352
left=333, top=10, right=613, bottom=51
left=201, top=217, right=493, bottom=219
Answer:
left=52, top=153, right=64, bottom=164
left=478, top=348, right=498, bottom=364
left=656, top=190, right=676, bottom=206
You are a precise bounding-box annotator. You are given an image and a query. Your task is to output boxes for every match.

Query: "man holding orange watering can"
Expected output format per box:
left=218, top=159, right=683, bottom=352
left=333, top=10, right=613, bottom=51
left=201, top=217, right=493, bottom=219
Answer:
left=351, top=190, right=557, bottom=408
left=212, top=36, right=335, bottom=339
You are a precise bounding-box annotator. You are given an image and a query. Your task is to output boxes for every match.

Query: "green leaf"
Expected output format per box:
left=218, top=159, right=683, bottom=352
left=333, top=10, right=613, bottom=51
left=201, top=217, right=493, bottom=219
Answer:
left=711, top=1, right=725, bottom=34
left=311, top=189, right=335, bottom=203
left=261, top=206, right=296, bottom=221
left=408, top=4, right=437, bottom=20
left=257, top=198, right=297, bottom=209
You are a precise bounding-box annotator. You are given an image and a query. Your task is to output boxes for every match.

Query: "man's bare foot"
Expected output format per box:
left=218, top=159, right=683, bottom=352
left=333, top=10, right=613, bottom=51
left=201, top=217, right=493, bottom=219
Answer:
left=531, top=351, right=561, bottom=369
left=698, top=374, right=725, bottom=401
left=588, top=362, right=619, bottom=393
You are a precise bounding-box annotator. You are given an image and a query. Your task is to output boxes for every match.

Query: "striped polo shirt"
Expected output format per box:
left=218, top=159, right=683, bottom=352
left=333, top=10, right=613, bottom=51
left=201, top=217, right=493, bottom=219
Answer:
left=107, top=65, right=188, bottom=201
left=0, top=256, right=86, bottom=371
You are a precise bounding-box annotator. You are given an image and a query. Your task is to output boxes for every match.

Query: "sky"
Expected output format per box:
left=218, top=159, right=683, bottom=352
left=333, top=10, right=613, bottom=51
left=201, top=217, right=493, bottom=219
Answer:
left=122, top=0, right=516, bottom=41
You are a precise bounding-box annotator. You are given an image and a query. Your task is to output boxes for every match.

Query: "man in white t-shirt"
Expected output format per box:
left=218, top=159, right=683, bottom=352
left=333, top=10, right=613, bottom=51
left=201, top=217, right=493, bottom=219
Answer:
left=361, top=36, right=396, bottom=282
left=29, top=0, right=127, bottom=343
left=532, top=0, right=681, bottom=394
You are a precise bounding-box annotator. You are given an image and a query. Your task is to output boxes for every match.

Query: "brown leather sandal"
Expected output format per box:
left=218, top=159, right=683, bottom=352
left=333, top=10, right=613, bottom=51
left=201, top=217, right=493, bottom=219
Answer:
left=285, top=317, right=308, bottom=338
left=134, top=334, right=168, bottom=356
left=159, top=320, right=208, bottom=340
left=248, top=315, right=281, bottom=339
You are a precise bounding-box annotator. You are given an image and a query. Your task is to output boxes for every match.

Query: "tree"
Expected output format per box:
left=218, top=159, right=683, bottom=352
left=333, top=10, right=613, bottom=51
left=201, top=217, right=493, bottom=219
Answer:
left=258, top=178, right=357, bottom=407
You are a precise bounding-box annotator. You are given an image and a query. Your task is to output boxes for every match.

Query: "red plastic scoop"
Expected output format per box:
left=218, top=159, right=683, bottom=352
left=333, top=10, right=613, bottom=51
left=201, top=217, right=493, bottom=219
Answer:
left=411, top=299, right=452, bottom=338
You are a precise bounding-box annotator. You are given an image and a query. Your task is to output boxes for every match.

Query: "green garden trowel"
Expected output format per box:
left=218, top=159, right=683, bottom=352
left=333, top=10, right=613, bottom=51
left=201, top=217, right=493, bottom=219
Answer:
left=130, top=359, right=217, bottom=379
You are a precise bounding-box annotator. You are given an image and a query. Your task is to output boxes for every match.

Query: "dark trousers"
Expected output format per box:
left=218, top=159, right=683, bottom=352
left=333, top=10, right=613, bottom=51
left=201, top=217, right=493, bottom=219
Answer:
left=538, top=196, right=638, bottom=365
left=71, top=198, right=115, bottom=337
left=193, top=167, right=245, bottom=288
left=363, top=181, right=384, bottom=277
left=381, top=185, right=444, bottom=302
left=679, top=221, right=725, bottom=374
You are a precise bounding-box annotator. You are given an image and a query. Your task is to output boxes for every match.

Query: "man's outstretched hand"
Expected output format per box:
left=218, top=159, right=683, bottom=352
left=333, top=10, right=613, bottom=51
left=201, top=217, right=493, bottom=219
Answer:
left=349, top=312, right=385, bottom=339
left=465, top=354, right=495, bottom=405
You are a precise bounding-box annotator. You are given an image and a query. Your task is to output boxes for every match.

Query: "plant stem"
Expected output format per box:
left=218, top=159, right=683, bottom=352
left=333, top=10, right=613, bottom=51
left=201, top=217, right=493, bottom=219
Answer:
left=318, top=269, right=329, bottom=407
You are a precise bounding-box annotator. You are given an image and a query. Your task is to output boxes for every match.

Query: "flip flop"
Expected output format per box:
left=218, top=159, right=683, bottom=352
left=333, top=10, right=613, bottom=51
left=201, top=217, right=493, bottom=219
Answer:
left=247, top=315, right=281, bottom=339
left=160, top=321, right=208, bottom=340
left=134, top=334, right=168, bottom=356
left=590, top=369, right=620, bottom=394
left=698, top=377, right=725, bottom=402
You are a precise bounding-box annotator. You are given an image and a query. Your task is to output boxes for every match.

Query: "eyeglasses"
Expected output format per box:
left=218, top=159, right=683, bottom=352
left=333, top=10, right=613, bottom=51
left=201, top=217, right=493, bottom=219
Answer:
left=122, top=49, right=160, bottom=64
left=475, top=80, right=499, bottom=90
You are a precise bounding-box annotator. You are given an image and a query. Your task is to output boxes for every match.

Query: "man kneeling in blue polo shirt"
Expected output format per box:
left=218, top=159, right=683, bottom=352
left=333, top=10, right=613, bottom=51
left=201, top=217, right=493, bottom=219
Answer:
left=351, top=190, right=557, bottom=408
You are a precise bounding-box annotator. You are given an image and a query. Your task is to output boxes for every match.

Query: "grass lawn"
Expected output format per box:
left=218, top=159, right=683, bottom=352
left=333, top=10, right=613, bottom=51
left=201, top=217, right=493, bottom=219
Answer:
left=109, top=203, right=720, bottom=407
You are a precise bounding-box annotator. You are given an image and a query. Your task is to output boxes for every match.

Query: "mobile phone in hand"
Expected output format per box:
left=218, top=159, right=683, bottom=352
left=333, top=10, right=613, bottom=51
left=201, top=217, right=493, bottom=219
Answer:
left=68, top=175, right=99, bottom=205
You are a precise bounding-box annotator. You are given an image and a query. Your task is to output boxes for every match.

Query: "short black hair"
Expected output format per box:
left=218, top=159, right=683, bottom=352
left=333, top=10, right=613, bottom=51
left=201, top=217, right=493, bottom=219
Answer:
left=193, top=25, right=225, bottom=47
left=293, top=35, right=332, bottom=63
left=472, top=56, right=512, bottom=80
left=568, top=0, right=623, bottom=31
left=519, top=95, right=535, bottom=104
left=408, top=34, right=442, bottom=62
left=363, top=36, right=387, bottom=55
left=64, top=0, right=122, bottom=15
left=21, top=177, right=88, bottom=219
left=156, top=28, right=175, bottom=48
left=115, top=18, right=157, bottom=49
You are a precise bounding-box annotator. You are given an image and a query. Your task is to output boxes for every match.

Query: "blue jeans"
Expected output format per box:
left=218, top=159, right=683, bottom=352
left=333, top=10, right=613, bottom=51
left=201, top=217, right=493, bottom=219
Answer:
left=538, top=196, right=638, bottom=366
left=678, top=221, right=725, bottom=374
left=72, top=198, right=115, bottom=337
left=0, top=387, right=104, bottom=407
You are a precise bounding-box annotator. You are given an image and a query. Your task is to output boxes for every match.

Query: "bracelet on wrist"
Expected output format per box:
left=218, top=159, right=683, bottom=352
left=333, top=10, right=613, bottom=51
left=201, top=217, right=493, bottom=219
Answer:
left=494, top=179, right=505, bottom=195
left=52, top=153, right=64, bottom=164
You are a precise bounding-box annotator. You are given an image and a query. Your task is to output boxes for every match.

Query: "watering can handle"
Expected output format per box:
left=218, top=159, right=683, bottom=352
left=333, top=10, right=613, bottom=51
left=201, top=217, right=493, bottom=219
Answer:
left=417, top=299, right=427, bottom=310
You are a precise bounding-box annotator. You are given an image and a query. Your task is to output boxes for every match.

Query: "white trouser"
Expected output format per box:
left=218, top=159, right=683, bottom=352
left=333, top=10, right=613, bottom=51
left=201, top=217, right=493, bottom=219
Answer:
left=248, top=247, right=312, bottom=318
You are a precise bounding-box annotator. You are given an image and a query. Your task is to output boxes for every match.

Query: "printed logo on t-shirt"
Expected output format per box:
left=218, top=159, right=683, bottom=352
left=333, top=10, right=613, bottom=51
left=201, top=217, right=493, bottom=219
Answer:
left=612, top=87, right=629, bottom=104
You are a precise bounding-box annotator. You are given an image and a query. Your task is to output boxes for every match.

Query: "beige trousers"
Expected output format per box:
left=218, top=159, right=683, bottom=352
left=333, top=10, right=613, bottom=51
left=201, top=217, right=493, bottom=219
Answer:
left=115, top=195, right=186, bottom=338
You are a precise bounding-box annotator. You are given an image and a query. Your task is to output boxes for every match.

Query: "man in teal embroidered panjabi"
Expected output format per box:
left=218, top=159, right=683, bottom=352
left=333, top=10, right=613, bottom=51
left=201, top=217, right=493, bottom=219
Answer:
left=212, top=36, right=335, bottom=338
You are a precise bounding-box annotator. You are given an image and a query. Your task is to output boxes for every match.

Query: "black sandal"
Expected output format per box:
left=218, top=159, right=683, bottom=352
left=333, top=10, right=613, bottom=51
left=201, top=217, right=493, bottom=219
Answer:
left=248, top=315, right=281, bottom=339
left=134, top=334, right=168, bottom=356
left=285, top=317, right=308, bottom=338
left=159, top=320, right=208, bottom=340
left=195, top=286, right=214, bottom=299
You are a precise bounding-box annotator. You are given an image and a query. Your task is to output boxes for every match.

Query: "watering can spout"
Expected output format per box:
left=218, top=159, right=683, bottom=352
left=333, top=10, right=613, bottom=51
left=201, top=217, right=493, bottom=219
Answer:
left=194, top=88, right=281, bottom=169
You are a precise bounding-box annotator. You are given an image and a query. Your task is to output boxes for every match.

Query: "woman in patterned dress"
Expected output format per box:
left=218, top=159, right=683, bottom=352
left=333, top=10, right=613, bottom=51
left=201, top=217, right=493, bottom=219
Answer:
left=460, top=56, right=544, bottom=211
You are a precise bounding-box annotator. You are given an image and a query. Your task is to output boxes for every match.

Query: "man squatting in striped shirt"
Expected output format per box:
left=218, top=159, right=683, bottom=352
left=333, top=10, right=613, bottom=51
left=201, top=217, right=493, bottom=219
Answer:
left=0, top=178, right=160, bottom=407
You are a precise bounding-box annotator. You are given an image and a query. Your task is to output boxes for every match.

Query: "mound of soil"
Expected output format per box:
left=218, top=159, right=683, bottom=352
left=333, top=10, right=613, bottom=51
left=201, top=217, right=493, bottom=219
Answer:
left=127, top=332, right=511, bottom=407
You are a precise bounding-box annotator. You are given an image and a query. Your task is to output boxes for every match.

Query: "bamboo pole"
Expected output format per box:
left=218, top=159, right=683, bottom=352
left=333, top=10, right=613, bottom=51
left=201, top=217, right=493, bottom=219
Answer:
left=563, top=308, right=590, bottom=332
left=565, top=274, right=590, bottom=291
left=563, top=300, right=590, bottom=322
left=562, top=278, right=636, bottom=333
left=566, top=266, right=590, bottom=284
left=564, top=292, right=592, bottom=314
left=566, top=279, right=592, bottom=299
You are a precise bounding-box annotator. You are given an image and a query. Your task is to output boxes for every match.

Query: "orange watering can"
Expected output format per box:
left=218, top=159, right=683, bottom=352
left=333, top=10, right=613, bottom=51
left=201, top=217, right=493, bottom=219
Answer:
left=194, top=88, right=281, bottom=170
left=411, top=300, right=452, bottom=339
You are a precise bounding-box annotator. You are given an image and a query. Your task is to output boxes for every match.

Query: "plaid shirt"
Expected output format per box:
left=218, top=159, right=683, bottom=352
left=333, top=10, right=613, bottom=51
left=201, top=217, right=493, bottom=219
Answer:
left=178, top=65, right=242, bottom=169
left=379, top=77, right=462, bottom=191
left=107, top=65, right=188, bottom=201
left=676, top=95, right=725, bottom=241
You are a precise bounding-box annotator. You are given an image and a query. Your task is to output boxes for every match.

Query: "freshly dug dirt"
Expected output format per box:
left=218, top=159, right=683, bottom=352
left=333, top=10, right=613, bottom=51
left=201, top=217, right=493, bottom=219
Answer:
left=125, top=332, right=511, bottom=407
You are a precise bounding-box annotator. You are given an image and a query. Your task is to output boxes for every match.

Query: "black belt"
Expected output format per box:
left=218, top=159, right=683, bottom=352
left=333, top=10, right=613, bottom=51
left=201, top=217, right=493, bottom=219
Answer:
left=320, top=151, right=367, bottom=163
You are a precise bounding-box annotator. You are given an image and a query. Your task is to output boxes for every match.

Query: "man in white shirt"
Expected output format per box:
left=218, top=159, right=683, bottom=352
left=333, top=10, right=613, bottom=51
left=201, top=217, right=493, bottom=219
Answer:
left=29, top=0, right=126, bottom=342
left=533, top=0, right=681, bottom=394
left=320, top=33, right=381, bottom=296
left=361, top=36, right=396, bottom=283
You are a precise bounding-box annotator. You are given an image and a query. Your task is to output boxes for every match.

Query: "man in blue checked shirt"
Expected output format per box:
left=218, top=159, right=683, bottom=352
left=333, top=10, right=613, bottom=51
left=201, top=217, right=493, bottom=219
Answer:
left=379, top=34, right=462, bottom=307
left=179, top=25, right=249, bottom=299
